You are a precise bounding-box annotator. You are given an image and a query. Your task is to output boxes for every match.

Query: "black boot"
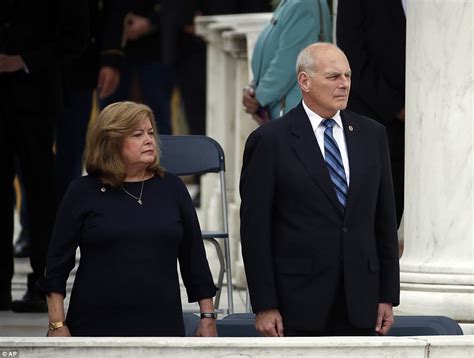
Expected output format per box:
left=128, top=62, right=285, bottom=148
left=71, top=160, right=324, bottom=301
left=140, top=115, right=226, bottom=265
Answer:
left=14, top=229, right=31, bottom=258
left=11, top=274, right=47, bottom=313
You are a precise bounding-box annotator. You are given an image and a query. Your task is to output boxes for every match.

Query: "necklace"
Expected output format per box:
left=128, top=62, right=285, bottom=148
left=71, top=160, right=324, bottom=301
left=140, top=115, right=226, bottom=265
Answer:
left=122, top=180, right=145, bottom=205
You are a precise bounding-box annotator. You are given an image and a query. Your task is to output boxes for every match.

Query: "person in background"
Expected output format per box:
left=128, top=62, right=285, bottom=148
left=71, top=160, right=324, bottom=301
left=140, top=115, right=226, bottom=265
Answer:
left=177, top=0, right=272, bottom=206
left=177, top=0, right=272, bottom=137
left=242, top=0, right=332, bottom=124
left=240, top=43, right=400, bottom=337
left=100, top=0, right=187, bottom=135
left=337, top=0, right=406, bottom=227
left=55, top=0, right=129, bottom=203
left=42, top=102, right=218, bottom=337
left=13, top=0, right=128, bottom=261
left=0, top=0, right=89, bottom=313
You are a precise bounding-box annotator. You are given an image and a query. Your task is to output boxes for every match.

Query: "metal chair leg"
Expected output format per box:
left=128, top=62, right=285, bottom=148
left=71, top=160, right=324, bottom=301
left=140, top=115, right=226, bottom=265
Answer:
left=204, top=238, right=225, bottom=311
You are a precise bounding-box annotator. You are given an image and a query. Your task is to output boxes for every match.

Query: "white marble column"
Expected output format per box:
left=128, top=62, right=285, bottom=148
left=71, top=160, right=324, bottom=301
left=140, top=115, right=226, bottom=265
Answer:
left=396, top=0, right=474, bottom=331
left=222, top=27, right=264, bottom=288
left=195, top=14, right=271, bottom=288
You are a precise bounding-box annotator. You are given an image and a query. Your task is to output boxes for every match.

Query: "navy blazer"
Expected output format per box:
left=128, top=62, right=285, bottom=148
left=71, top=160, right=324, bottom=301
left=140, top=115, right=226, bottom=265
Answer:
left=240, top=103, right=400, bottom=331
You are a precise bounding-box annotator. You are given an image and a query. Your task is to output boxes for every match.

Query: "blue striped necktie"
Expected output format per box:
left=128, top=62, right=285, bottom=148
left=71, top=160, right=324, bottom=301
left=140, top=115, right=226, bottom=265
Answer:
left=322, top=119, right=348, bottom=208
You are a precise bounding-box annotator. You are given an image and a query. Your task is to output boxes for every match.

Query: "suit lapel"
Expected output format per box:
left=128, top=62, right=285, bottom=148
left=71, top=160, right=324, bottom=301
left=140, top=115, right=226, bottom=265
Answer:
left=341, top=110, right=366, bottom=220
left=290, top=104, right=343, bottom=215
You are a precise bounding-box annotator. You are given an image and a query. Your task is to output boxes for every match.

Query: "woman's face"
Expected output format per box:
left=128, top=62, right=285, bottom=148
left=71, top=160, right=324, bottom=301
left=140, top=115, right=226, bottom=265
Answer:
left=121, top=116, right=156, bottom=173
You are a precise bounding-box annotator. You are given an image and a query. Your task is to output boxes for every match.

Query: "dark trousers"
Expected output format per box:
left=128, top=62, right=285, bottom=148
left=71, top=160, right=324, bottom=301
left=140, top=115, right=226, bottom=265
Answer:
left=0, top=105, right=57, bottom=299
left=100, top=60, right=174, bottom=135
left=55, top=87, right=93, bottom=202
left=177, top=35, right=207, bottom=136
left=285, top=281, right=376, bottom=337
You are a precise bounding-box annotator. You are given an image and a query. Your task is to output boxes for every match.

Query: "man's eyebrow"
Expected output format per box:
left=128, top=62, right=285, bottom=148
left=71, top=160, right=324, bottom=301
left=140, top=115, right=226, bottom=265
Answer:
left=324, top=71, right=341, bottom=76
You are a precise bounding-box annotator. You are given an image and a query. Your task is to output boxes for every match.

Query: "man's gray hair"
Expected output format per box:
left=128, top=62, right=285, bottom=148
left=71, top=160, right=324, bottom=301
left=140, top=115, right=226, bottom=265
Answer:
left=296, top=42, right=341, bottom=75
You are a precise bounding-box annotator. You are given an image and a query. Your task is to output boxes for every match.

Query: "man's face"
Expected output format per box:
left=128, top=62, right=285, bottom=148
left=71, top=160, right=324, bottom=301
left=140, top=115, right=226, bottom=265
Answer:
left=300, top=48, right=351, bottom=118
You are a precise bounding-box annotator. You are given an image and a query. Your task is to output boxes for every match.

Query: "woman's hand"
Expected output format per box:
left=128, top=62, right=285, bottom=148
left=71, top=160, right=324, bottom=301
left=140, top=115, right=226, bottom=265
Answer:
left=196, top=318, right=218, bottom=337
left=46, top=326, right=71, bottom=337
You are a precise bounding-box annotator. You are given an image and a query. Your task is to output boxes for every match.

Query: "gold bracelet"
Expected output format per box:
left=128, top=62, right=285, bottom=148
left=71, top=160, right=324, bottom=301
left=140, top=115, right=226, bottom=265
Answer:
left=48, top=321, right=65, bottom=331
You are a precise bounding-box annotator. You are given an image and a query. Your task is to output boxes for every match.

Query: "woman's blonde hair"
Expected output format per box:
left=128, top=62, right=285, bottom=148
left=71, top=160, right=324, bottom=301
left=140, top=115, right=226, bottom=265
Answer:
left=84, top=101, right=164, bottom=187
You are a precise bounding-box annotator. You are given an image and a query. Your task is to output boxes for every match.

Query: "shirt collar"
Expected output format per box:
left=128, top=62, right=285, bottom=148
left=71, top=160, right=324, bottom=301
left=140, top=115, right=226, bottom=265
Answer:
left=302, top=100, right=343, bottom=133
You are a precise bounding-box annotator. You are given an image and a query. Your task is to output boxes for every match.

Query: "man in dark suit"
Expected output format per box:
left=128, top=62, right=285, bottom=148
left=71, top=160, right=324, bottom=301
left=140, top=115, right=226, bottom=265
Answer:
left=55, top=0, right=128, bottom=203
left=336, top=0, right=406, bottom=227
left=0, top=0, right=88, bottom=312
left=100, top=0, right=190, bottom=135
left=240, top=43, right=400, bottom=336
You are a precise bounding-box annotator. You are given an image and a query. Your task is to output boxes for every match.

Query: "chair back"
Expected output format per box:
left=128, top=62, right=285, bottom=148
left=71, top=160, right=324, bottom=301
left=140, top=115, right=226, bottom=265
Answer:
left=159, top=135, right=225, bottom=176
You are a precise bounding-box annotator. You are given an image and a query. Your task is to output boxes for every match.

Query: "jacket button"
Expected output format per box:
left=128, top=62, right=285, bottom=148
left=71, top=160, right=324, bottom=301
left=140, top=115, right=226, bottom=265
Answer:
left=342, top=227, right=348, bottom=233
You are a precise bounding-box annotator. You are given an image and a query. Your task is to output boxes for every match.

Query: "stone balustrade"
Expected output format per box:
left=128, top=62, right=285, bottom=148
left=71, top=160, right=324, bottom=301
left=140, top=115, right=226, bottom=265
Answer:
left=1, top=336, right=473, bottom=358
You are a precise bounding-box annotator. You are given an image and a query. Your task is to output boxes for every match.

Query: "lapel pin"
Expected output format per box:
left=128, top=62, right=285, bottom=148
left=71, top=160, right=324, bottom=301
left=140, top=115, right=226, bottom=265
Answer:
left=101, top=187, right=106, bottom=192
left=348, top=125, right=354, bottom=132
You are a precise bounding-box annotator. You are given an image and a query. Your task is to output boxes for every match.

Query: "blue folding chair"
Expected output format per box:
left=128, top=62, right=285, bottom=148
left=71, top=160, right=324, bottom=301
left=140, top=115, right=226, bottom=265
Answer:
left=214, top=314, right=463, bottom=337
left=388, top=316, right=463, bottom=336
left=159, top=135, right=234, bottom=314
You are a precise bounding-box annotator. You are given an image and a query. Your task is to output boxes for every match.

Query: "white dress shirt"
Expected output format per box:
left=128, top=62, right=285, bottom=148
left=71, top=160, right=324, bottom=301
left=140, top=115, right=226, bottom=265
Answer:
left=302, top=100, right=350, bottom=185
left=401, top=0, right=407, bottom=16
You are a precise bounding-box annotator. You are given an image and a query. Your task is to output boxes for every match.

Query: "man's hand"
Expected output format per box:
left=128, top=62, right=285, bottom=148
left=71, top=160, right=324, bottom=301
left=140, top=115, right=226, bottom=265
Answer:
left=46, top=326, right=71, bottom=337
left=255, top=308, right=284, bottom=337
left=0, top=54, right=25, bottom=73
left=242, top=86, right=260, bottom=115
left=396, top=107, right=405, bottom=122
left=375, top=303, right=394, bottom=336
left=196, top=318, right=218, bottom=337
left=124, top=13, right=152, bottom=41
left=97, top=66, right=120, bottom=100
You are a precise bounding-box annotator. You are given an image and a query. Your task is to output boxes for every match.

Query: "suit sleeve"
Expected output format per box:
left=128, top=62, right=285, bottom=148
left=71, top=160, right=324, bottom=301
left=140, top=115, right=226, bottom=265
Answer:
left=336, top=0, right=404, bottom=123
left=176, top=177, right=218, bottom=303
left=40, top=181, right=86, bottom=298
left=99, top=0, right=129, bottom=69
left=21, top=0, right=89, bottom=73
left=255, top=1, right=330, bottom=107
left=375, top=126, right=400, bottom=305
left=240, top=130, right=278, bottom=313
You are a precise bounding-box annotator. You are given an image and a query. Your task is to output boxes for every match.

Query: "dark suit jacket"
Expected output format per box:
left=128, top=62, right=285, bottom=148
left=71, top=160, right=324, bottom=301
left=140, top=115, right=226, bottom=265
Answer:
left=240, top=103, right=400, bottom=331
left=336, top=0, right=405, bottom=159
left=123, top=0, right=191, bottom=66
left=63, top=0, right=127, bottom=89
left=0, top=0, right=89, bottom=113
